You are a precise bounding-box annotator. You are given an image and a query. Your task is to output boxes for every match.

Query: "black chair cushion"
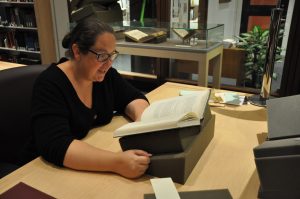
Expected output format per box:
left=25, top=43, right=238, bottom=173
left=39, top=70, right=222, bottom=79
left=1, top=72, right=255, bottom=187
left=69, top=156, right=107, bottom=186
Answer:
left=0, top=162, right=20, bottom=178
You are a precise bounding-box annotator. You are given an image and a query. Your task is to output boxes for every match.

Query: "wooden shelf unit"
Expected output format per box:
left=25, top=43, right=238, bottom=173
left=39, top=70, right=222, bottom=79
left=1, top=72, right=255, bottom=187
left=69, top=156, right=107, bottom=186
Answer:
left=0, top=0, right=56, bottom=64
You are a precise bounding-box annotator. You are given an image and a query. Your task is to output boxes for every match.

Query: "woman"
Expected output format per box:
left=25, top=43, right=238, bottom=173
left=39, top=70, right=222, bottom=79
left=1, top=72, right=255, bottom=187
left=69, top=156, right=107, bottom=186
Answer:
left=30, top=18, right=151, bottom=178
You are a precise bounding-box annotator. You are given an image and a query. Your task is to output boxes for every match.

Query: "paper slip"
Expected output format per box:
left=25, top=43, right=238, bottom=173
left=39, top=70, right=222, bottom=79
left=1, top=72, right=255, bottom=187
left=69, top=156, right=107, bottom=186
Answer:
left=150, top=178, right=181, bottom=199
left=179, top=90, right=200, bottom=96
left=179, top=90, right=245, bottom=106
left=215, top=92, right=245, bottom=106
left=179, top=90, right=224, bottom=107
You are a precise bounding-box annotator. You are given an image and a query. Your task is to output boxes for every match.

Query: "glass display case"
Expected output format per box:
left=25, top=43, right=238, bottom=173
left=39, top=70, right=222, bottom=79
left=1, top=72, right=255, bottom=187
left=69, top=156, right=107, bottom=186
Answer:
left=110, top=21, right=224, bottom=49
left=111, top=21, right=224, bottom=89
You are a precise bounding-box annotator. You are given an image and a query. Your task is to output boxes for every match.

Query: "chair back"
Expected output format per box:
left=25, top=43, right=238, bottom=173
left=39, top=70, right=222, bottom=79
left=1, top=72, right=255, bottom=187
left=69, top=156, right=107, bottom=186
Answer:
left=0, top=65, right=48, bottom=165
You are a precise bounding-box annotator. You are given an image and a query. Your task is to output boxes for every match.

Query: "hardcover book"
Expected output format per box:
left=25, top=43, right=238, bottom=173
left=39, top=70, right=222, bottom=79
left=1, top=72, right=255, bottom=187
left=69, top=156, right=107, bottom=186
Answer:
left=114, top=90, right=211, bottom=154
left=0, top=182, right=55, bottom=199
left=172, top=28, right=196, bottom=40
left=114, top=90, right=210, bottom=137
left=124, top=29, right=167, bottom=43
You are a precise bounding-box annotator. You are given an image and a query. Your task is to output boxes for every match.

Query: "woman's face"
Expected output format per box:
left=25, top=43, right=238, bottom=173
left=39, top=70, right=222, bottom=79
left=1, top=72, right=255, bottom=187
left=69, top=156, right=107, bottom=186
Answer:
left=78, top=32, right=117, bottom=82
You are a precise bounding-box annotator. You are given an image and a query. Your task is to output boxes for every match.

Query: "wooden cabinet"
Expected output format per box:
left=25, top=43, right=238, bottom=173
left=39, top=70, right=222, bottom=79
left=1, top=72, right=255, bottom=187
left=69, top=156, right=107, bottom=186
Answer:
left=0, top=0, right=56, bottom=64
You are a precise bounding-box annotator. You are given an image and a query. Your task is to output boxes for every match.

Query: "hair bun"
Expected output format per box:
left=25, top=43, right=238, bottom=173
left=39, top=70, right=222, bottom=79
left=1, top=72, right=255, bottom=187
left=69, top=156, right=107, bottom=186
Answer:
left=62, top=32, right=72, bottom=49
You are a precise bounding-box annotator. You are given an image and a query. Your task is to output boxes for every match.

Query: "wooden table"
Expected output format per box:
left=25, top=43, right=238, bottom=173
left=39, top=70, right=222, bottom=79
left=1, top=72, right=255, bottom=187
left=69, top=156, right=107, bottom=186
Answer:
left=116, top=40, right=223, bottom=88
left=0, top=61, right=25, bottom=71
left=0, top=82, right=267, bottom=199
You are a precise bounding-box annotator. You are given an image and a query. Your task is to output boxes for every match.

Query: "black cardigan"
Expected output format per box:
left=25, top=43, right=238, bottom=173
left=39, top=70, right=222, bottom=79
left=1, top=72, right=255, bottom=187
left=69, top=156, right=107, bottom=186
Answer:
left=29, top=61, right=147, bottom=166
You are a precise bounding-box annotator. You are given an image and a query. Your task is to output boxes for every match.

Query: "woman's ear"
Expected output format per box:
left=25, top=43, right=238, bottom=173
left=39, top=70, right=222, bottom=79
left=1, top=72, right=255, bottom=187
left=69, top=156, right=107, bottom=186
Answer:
left=71, top=43, right=80, bottom=61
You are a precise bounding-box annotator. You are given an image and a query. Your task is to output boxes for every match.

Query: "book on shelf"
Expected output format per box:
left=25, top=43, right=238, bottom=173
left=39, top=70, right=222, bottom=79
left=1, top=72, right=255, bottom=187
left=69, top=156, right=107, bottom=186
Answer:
left=0, top=6, right=36, bottom=28
left=114, top=88, right=210, bottom=134
left=124, top=29, right=167, bottom=43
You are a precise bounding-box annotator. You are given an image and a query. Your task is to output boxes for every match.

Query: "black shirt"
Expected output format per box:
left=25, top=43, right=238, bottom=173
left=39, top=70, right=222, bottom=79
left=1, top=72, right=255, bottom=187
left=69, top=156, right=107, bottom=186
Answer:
left=30, top=60, right=147, bottom=166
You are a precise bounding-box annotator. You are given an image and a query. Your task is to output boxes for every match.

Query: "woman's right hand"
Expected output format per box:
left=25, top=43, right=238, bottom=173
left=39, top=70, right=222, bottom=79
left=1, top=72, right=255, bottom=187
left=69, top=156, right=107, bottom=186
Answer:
left=114, top=150, right=152, bottom=179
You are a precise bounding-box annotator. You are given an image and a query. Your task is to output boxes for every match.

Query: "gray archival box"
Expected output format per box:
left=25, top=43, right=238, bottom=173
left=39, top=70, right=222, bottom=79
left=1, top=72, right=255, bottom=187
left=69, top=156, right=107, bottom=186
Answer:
left=266, top=94, right=300, bottom=139
left=254, top=94, right=300, bottom=198
left=119, top=103, right=215, bottom=184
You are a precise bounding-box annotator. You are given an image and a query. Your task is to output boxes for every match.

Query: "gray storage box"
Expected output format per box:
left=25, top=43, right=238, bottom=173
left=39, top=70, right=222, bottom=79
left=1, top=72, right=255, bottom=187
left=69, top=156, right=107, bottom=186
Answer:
left=254, top=138, right=300, bottom=198
left=266, top=94, right=300, bottom=140
left=119, top=105, right=212, bottom=155
left=144, top=189, right=232, bottom=199
left=146, top=114, right=215, bottom=184
left=254, top=94, right=300, bottom=198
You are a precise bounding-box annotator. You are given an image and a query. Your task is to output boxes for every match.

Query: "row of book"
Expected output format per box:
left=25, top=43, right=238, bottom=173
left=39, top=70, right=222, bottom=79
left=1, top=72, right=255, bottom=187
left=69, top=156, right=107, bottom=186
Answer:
left=0, top=53, right=40, bottom=64
left=0, top=31, right=39, bottom=51
left=0, top=0, right=34, bottom=3
left=0, top=7, right=36, bottom=27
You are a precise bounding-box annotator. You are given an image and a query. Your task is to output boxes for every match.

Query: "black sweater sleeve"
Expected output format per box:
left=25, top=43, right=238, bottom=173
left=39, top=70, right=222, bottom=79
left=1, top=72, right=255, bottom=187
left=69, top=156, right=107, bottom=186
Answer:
left=109, top=68, right=148, bottom=113
left=31, top=74, right=74, bottom=166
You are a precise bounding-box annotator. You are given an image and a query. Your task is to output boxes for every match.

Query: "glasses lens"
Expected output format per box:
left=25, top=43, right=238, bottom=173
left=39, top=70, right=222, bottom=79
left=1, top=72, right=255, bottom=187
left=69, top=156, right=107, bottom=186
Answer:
left=110, top=53, right=118, bottom=61
left=97, top=53, right=110, bottom=62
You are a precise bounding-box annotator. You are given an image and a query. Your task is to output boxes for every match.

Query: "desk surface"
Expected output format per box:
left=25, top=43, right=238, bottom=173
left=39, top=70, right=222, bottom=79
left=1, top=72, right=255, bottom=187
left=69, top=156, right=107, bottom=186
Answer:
left=0, top=82, right=266, bottom=199
left=0, top=61, right=25, bottom=71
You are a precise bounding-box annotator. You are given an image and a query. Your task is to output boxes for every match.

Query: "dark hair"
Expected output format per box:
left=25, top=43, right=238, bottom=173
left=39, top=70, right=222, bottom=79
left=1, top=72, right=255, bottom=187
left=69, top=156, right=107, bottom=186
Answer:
left=62, top=18, right=114, bottom=58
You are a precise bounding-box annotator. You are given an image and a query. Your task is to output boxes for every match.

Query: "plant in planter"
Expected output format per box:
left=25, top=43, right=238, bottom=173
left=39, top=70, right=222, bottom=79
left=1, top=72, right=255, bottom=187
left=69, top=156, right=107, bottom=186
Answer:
left=236, top=25, right=283, bottom=88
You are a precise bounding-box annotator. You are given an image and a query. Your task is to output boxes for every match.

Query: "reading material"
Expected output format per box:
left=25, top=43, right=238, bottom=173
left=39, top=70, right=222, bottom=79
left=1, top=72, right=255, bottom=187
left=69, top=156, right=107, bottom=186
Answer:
left=124, top=29, right=153, bottom=42
left=172, top=28, right=196, bottom=40
left=114, top=90, right=210, bottom=137
left=0, top=182, right=55, bottom=199
left=179, top=90, right=245, bottom=106
left=124, top=29, right=167, bottom=43
left=150, top=178, right=180, bottom=199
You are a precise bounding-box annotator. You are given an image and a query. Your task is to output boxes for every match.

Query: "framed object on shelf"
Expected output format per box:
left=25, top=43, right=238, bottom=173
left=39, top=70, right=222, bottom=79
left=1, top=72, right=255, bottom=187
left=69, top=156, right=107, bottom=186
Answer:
left=0, top=1, right=41, bottom=64
left=170, top=0, right=190, bottom=28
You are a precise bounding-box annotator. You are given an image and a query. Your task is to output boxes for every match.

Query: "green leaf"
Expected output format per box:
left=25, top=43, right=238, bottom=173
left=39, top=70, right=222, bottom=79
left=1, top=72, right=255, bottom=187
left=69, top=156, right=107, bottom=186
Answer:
left=272, top=72, right=278, bottom=80
left=241, top=33, right=252, bottom=37
left=236, top=36, right=248, bottom=44
left=245, top=62, right=254, bottom=66
left=261, top=30, right=269, bottom=37
left=234, top=25, right=284, bottom=86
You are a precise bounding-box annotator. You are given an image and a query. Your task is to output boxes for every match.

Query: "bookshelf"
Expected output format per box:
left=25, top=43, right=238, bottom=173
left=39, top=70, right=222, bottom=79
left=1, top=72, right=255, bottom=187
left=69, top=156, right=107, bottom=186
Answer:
left=0, top=0, right=57, bottom=64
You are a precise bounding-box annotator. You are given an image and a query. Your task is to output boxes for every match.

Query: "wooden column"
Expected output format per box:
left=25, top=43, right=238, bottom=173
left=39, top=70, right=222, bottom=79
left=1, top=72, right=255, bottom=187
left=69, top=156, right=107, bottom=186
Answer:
left=34, top=0, right=57, bottom=64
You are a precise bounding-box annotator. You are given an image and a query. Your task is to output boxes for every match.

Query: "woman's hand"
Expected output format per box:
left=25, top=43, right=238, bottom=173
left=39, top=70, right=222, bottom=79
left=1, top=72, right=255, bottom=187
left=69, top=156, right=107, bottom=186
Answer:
left=113, top=150, right=152, bottom=178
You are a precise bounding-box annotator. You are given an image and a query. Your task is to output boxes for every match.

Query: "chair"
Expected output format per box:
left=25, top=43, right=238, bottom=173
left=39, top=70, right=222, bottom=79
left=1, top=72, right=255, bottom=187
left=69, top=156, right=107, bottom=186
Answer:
left=253, top=95, right=300, bottom=198
left=0, top=64, right=48, bottom=178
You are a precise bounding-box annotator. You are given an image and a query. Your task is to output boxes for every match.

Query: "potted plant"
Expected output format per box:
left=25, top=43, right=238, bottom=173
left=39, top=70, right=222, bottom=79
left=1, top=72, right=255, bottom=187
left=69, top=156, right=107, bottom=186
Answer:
left=236, top=25, right=283, bottom=88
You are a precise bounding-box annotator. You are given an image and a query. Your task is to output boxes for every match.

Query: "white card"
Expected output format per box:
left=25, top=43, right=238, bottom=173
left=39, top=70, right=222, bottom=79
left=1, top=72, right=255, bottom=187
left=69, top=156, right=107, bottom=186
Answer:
left=150, top=178, right=181, bottom=199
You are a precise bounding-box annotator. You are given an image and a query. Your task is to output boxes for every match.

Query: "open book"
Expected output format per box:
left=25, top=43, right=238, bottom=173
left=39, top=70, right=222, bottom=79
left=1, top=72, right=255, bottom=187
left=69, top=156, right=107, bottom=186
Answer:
left=172, top=28, right=196, bottom=40
left=114, top=89, right=210, bottom=137
left=124, top=29, right=167, bottom=43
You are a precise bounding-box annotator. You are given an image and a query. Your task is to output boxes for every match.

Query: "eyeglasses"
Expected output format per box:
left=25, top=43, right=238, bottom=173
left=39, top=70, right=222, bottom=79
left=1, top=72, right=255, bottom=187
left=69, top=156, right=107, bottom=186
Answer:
left=88, top=49, right=119, bottom=62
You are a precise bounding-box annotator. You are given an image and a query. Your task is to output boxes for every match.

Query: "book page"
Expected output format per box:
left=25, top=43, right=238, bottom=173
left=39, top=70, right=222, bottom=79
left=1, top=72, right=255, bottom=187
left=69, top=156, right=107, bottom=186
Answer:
left=173, top=28, right=189, bottom=38
left=150, top=178, right=180, bottom=199
left=114, top=115, right=182, bottom=137
left=125, top=29, right=149, bottom=41
left=215, top=92, right=245, bottom=105
left=113, top=89, right=210, bottom=137
left=114, top=113, right=201, bottom=137
left=141, top=90, right=210, bottom=122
